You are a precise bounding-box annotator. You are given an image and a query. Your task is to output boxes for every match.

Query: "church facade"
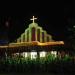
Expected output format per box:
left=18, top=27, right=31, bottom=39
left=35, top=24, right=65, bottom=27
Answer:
left=17, top=17, right=53, bottom=43
left=0, top=16, right=64, bottom=59
left=11, top=16, right=64, bottom=59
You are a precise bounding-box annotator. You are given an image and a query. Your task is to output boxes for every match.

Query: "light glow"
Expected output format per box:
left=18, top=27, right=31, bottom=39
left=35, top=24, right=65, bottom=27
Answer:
left=31, top=52, right=37, bottom=59
left=40, top=51, right=46, bottom=57
left=30, top=16, right=37, bottom=23
left=51, top=51, right=57, bottom=57
left=22, top=52, right=27, bottom=58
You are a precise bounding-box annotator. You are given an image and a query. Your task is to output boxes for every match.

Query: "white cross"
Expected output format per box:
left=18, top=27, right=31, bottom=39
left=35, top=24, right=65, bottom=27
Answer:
left=30, top=16, right=37, bottom=23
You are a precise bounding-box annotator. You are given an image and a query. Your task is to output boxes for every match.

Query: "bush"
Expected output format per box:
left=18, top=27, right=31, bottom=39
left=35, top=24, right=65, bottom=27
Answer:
left=0, top=55, right=74, bottom=73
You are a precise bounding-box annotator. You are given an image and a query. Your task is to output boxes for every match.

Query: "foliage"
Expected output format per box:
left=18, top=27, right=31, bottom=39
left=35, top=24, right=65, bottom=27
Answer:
left=0, top=55, right=75, bottom=73
left=66, top=26, right=75, bottom=50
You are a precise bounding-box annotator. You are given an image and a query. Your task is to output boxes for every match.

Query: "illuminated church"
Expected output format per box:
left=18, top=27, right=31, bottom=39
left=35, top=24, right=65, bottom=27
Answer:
left=0, top=16, right=64, bottom=59
left=17, top=16, right=54, bottom=43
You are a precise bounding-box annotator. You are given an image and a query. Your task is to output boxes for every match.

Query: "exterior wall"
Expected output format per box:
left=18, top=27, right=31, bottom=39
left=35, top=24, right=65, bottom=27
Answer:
left=41, top=30, right=47, bottom=43
left=24, top=32, right=25, bottom=42
left=40, top=28, right=42, bottom=42
left=27, top=29, right=29, bottom=42
left=25, top=28, right=29, bottom=42
left=42, top=31, right=45, bottom=43
left=37, top=27, right=43, bottom=42
left=29, top=27, right=31, bottom=42
left=17, top=22, right=53, bottom=43
left=44, top=31, right=47, bottom=42
left=31, top=27, right=36, bottom=41
left=48, top=35, right=52, bottom=41
left=17, top=37, right=21, bottom=43
left=25, top=30, right=27, bottom=42
left=23, top=33, right=25, bottom=42
left=21, top=33, right=25, bottom=42
left=47, top=35, right=50, bottom=42
left=21, top=35, right=23, bottom=42
left=29, top=23, right=38, bottom=42
left=47, top=34, right=52, bottom=42
left=37, top=28, right=40, bottom=42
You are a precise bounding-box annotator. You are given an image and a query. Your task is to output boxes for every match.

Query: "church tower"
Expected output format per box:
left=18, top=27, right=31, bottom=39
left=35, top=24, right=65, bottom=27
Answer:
left=17, top=16, right=53, bottom=43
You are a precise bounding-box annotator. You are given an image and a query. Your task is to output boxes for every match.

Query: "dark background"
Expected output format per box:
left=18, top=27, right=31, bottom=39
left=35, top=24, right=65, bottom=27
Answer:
left=0, top=1, right=73, bottom=43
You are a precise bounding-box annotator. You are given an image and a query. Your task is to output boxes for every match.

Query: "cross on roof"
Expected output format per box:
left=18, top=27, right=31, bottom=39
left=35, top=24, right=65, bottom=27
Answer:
left=30, top=16, right=37, bottom=23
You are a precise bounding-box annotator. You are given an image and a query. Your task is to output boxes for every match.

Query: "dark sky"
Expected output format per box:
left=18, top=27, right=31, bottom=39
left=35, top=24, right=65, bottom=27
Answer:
left=0, top=1, right=73, bottom=42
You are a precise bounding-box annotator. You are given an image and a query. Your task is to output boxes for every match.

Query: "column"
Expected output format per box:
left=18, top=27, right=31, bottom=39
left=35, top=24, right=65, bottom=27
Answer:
left=44, top=31, right=47, bottom=42
left=21, top=34, right=23, bottom=42
left=49, top=35, right=52, bottom=41
left=17, top=37, right=21, bottom=43
left=29, top=27, right=31, bottom=42
left=27, top=30, right=29, bottom=42
left=25, top=29, right=28, bottom=42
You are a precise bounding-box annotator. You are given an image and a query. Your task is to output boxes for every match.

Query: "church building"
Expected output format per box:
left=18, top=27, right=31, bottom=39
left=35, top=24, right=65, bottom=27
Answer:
left=17, top=16, right=53, bottom=43
left=0, top=16, right=64, bottom=59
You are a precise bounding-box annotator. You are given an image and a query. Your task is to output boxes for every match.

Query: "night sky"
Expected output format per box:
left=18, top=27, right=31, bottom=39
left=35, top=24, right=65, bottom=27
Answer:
left=0, top=1, right=73, bottom=43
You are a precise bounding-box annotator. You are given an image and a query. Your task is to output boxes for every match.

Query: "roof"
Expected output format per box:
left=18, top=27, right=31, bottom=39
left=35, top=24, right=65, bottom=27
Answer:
left=0, top=41, right=64, bottom=48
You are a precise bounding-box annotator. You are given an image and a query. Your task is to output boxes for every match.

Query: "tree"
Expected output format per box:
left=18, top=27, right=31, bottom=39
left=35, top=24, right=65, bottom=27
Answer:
left=66, top=25, right=75, bottom=50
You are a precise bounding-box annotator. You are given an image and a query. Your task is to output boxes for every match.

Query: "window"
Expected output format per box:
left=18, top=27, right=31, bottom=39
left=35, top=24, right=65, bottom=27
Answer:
left=31, top=52, right=37, bottom=59
left=22, top=52, right=28, bottom=58
left=40, top=51, right=46, bottom=57
left=51, top=51, right=57, bottom=57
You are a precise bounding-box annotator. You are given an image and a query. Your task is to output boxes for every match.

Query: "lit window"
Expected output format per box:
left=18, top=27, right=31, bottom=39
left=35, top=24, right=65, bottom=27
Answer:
left=40, top=51, right=46, bottom=57
left=15, top=53, right=19, bottom=55
left=22, top=52, right=28, bottom=58
left=14, top=53, right=19, bottom=57
left=31, top=52, right=37, bottom=59
left=51, top=51, right=57, bottom=57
